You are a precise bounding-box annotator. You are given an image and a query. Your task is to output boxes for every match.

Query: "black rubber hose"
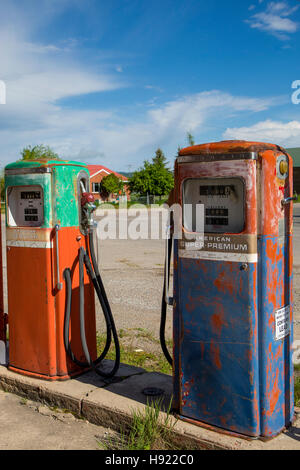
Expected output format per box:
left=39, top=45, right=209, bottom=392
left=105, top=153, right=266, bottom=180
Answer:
left=83, top=253, right=112, bottom=363
left=64, top=242, right=120, bottom=377
left=63, top=268, right=87, bottom=368
left=86, top=233, right=121, bottom=377
left=64, top=261, right=112, bottom=368
left=160, top=227, right=173, bottom=367
left=80, top=243, right=121, bottom=378
left=88, top=231, right=111, bottom=310
left=78, top=247, right=92, bottom=366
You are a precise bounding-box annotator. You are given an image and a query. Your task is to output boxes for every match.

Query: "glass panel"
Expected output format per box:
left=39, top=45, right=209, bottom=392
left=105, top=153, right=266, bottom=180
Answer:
left=183, top=178, right=245, bottom=234
left=7, top=185, right=44, bottom=227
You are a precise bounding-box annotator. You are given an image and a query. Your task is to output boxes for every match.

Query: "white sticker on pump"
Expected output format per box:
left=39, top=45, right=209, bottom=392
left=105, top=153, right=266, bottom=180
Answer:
left=275, top=306, right=290, bottom=341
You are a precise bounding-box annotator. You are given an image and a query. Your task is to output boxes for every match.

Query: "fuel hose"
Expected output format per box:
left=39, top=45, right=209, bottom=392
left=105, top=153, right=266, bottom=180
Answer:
left=63, top=232, right=120, bottom=378
left=160, top=220, right=173, bottom=367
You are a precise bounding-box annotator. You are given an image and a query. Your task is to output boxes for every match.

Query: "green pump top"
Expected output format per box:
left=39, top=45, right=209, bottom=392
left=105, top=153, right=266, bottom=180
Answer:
left=5, top=159, right=90, bottom=229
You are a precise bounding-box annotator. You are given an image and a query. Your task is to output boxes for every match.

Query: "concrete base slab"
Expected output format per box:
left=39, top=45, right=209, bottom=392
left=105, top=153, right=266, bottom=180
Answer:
left=0, top=362, right=299, bottom=450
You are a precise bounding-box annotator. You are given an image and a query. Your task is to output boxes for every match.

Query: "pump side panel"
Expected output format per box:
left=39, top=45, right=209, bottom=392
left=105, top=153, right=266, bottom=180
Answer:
left=176, top=258, right=260, bottom=436
left=54, top=226, right=97, bottom=377
left=258, top=236, right=294, bottom=437
left=7, top=242, right=57, bottom=376
left=0, top=202, right=5, bottom=342
left=258, top=150, right=294, bottom=436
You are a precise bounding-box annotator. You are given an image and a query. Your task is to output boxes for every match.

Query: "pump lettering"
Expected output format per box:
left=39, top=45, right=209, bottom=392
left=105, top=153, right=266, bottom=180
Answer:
left=206, top=242, right=248, bottom=251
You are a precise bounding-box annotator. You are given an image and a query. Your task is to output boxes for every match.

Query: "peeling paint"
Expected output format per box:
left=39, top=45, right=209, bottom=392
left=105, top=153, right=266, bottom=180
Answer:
left=172, top=141, right=294, bottom=438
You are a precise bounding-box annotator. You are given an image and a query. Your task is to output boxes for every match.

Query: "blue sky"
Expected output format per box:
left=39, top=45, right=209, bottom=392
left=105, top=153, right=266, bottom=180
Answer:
left=0, top=0, right=300, bottom=171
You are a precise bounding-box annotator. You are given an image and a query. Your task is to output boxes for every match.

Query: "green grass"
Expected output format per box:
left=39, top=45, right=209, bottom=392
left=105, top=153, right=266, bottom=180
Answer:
left=294, top=364, right=300, bottom=406
left=295, top=377, right=300, bottom=407
left=96, top=332, right=172, bottom=375
left=98, top=397, right=178, bottom=450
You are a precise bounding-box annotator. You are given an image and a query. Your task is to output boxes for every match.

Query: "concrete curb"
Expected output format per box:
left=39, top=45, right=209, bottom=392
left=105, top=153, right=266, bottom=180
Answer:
left=0, top=363, right=299, bottom=450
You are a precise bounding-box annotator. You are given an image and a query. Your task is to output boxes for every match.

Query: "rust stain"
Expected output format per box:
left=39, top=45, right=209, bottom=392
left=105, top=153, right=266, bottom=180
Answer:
left=214, top=270, right=234, bottom=296
left=211, top=304, right=227, bottom=336
left=210, top=342, right=222, bottom=370
left=268, top=313, right=275, bottom=328
left=182, top=378, right=195, bottom=407
left=269, top=369, right=281, bottom=416
left=178, top=140, right=287, bottom=156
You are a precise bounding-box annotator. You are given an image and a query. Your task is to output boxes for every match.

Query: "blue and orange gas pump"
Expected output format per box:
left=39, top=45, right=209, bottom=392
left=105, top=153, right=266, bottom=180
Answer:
left=161, top=140, right=295, bottom=439
left=4, top=158, right=120, bottom=380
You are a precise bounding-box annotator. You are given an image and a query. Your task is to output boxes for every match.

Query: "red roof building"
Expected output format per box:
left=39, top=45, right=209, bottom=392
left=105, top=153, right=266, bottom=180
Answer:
left=87, top=165, right=129, bottom=202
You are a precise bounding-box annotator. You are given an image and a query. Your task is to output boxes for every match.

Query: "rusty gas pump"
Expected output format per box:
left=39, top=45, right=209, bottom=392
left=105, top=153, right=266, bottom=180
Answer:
left=0, top=200, right=8, bottom=364
left=161, top=140, right=295, bottom=439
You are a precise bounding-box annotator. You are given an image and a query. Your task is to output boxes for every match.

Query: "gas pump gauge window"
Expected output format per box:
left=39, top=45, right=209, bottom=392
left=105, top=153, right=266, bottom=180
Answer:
left=7, top=185, right=44, bottom=227
left=183, top=177, right=245, bottom=234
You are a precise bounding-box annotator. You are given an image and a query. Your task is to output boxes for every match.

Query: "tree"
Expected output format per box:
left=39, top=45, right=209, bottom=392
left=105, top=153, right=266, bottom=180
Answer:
left=100, top=173, right=124, bottom=199
left=0, top=170, right=4, bottom=200
left=187, top=132, right=195, bottom=146
left=20, top=144, right=59, bottom=161
left=129, top=148, right=174, bottom=197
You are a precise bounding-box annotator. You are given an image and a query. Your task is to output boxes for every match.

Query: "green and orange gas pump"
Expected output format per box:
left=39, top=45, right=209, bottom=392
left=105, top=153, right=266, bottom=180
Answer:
left=0, top=200, right=8, bottom=364
left=4, top=158, right=120, bottom=380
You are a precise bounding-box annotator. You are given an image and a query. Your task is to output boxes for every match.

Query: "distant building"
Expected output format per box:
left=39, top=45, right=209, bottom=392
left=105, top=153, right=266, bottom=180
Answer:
left=87, top=165, right=130, bottom=202
left=287, top=148, right=300, bottom=194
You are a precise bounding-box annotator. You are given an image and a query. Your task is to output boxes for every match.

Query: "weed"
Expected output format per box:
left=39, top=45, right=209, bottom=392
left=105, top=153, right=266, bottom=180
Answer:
left=295, top=376, right=300, bottom=406
left=99, top=398, right=177, bottom=450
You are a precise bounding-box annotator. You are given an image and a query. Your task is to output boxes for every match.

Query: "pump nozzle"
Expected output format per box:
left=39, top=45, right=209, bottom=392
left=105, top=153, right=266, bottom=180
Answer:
left=81, top=192, right=97, bottom=230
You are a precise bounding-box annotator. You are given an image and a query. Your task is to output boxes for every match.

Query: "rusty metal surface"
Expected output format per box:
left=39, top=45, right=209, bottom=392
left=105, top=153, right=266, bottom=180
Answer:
left=178, top=140, right=288, bottom=157
left=172, top=141, right=294, bottom=438
left=0, top=201, right=6, bottom=342
left=5, top=161, right=96, bottom=380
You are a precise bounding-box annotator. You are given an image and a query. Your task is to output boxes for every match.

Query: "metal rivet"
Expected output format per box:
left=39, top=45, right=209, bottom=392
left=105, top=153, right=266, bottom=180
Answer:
left=240, top=263, right=248, bottom=271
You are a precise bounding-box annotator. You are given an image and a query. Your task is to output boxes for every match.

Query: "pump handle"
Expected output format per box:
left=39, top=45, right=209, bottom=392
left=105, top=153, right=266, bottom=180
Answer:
left=281, top=194, right=297, bottom=206
left=164, top=221, right=174, bottom=307
left=55, top=224, right=63, bottom=291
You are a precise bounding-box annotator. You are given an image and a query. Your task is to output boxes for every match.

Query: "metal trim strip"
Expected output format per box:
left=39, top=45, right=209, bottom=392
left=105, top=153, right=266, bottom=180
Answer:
left=178, top=249, right=258, bottom=263
left=5, top=167, right=52, bottom=175
left=177, top=152, right=257, bottom=164
left=6, top=240, right=53, bottom=249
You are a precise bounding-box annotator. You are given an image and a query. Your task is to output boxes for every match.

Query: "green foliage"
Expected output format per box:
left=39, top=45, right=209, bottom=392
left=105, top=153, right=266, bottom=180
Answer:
left=99, top=398, right=176, bottom=450
left=20, top=144, right=59, bottom=161
left=0, top=170, right=4, bottom=200
left=295, top=366, right=300, bottom=406
left=187, top=132, right=195, bottom=146
left=96, top=331, right=172, bottom=375
left=129, top=148, right=174, bottom=196
left=100, top=173, right=124, bottom=197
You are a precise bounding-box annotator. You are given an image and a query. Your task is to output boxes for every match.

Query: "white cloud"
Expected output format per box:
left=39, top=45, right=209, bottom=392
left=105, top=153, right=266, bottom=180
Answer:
left=223, top=119, right=300, bottom=147
left=16, top=91, right=279, bottom=165
left=0, top=84, right=280, bottom=169
left=0, top=23, right=124, bottom=165
left=247, top=1, right=299, bottom=40
left=149, top=91, right=276, bottom=132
